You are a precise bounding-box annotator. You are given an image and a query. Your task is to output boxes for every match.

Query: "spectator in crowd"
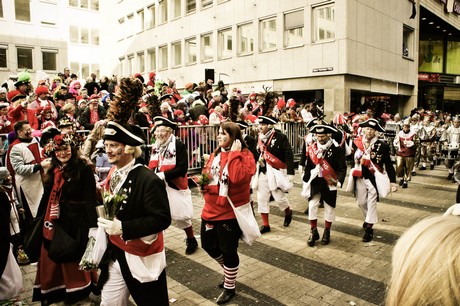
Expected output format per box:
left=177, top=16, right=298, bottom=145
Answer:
left=0, top=103, right=12, bottom=134
left=99, top=76, right=109, bottom=92
left=29, top=86, right=58, bottom=123
left=33, top=133, right=98, bottom=305
left=79, top=95, right=107, bottom=130
left=200, top=122, right=256, bottom=304
left=92, top=139, right=111, bottom=183
left=8, top=94, right=39, bottom=130
left=386, top=215, right=460, bottom=306
left=82, top=120, right=106, bottom=162
left=394, top=119, right=418, bottom=188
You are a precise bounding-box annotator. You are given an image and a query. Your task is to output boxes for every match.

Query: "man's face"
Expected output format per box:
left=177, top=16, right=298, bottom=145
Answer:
left=18, top=124, right=32, bottom=140
left=259, top=124, right=270, bottom=134
left=364, top=127, right=377, bottom=140
left=403, top=125, right=410, bottom=133
left=90, top=102, right=99, bottom=110
left=0, top=108, right=7, bottom=115
left=316, top=134, right=330, bottom=145
left=104, top=140, right=130, bottom=167
left=18, top=84, right=27, bottom=94
left=154, top=126, right=172, bottom=145
left=454, top=120, right=460, bottom=128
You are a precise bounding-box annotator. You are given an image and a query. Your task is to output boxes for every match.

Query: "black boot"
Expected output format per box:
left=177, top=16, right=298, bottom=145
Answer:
left=260, top=225, right=271, bottom=234
left=363, top=227, right=374, bottom=242
left=216, top=288, right=235, bottom=304
left=307, top=228, right=320, bottom=247
left=185, top=237, right=198, bottom=255
left=283, top=211, right=292, bottom=227
left=321, top=229, right=330, bottom=245
left=398, top=179, right=404, bottom=186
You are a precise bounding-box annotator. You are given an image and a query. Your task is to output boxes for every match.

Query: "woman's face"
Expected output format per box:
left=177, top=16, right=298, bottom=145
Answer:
left=55, top=145, right=72, bottom=164
left=217, top=128, right=231, bottom=149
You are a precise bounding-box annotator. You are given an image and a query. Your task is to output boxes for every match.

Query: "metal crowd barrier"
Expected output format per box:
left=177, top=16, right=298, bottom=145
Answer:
left=0, top=122, right=308, bottom=173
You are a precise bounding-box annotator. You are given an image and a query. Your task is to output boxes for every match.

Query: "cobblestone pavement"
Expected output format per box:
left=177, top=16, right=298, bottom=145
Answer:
left=12, top=164, right=457, bottom=306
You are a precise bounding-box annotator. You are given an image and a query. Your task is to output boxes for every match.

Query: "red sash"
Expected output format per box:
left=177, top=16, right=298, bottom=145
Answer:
left=110, top=232, right=164, bottom=256
left=307, top=143, right=338, bottom=186
left=259, top=131, right=287, bottom=169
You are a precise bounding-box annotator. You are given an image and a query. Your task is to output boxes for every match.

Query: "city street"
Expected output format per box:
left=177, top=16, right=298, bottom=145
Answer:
left=17, top=164, right=457, bottom=306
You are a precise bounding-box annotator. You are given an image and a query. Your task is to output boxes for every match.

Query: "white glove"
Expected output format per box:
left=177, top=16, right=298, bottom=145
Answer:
left=288, top=175, right=294, bottom=183
left=4, top=120, right=10, bottom=126
left=337, top=182, right=341, bottom=188
left=21, top=100, right=28, bottom=108
left=156, top=172, right=165, bottom=180
left=97, top=217, right=122, bottom=235
left=88, top=227, right=98, bottom=238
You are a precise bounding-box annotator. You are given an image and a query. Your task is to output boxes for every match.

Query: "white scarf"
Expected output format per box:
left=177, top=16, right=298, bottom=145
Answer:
left=209, top=151, right=230, bottom=202
left=149, top=134, right=176, bottom=170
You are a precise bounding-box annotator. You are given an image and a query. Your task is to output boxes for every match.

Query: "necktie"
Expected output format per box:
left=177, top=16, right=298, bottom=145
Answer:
left=110, top=171, right=121, bottom=192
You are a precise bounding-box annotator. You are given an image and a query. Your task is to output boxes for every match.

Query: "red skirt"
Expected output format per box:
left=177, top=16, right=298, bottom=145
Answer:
left=32, top=243, right=98, bottom=304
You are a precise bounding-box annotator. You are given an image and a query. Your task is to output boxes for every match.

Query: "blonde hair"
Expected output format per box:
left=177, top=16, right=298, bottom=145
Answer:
left=124, top=145, right=142, bottom=158
left=386, top=215, right=460, bottom=306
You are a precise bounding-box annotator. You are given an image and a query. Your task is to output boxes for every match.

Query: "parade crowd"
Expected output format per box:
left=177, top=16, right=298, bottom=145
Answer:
left=0, top=67, right=459, bottom=305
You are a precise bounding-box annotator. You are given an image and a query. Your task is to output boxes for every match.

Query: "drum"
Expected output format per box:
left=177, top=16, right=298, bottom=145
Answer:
left=446, top=143, right=459, bottom=160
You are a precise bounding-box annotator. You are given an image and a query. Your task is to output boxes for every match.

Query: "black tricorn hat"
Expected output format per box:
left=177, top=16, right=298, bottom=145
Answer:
left=153, top=116, right=177, bottom=130
left=257, top=116, right=277, bottom=125
left=359, top=118, right=385, bottom=133
left=103, top=121, right=145, bottom=146
left=309, top=124, right=337, bottom=134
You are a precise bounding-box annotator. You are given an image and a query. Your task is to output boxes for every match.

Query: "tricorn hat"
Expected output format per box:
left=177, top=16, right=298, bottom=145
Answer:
left=153, top=116, right=177, bottom=130
left=359, top=118, right=385, bottom=133
left=309, top=124, right=337, bottom=134
left=103, top=121, right=145, bottom=147
left=257, top=115, right=277, bottom=125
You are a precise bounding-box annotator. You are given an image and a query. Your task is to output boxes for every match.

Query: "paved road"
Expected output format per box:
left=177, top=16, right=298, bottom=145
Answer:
left=15, top=165, right=457, bottom=305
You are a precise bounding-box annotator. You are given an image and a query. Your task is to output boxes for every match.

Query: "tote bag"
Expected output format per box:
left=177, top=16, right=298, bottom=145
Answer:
left=371, top=162, right=391, bottom=198
left=23, top=214, right=44, bottom=260
left=165, top=183, right=194, bottom=221
left=227, top=196, right=260, bottom=246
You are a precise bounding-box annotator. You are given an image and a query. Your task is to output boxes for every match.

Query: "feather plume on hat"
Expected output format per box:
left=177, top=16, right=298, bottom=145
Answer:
left=106, top=77, right=144, bottom=124
left=261, top=85, right=277, bottom=118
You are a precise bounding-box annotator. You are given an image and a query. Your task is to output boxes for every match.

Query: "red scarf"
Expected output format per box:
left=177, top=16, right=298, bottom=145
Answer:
left=307, top=142, right=338, bottom=186
left=43, top=167, right=65, bottom=240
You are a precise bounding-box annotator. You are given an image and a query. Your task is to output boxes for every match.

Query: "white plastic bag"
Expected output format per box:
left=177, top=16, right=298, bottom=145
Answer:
left=372, top=163, right=391, bottom=198
left=227, top=197, right=260, bottom=246
left=165, top=183, right=194, bottom=221
left=0, top=244, right=23, bottom=300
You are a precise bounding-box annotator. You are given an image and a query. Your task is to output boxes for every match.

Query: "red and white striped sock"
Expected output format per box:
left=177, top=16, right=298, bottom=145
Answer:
left=223, top=265, right=238, bottom=289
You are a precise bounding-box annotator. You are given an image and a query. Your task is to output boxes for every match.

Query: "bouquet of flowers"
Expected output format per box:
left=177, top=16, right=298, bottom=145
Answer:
left=193, top=173, right=210, bottom=190
left=79, top=236, right=97, bottom=270
left=101, top=190, right=128, bottom=220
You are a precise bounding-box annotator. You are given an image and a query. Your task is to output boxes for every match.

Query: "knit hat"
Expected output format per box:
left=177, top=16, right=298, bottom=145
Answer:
left=35, top=85, right=49, bottom=96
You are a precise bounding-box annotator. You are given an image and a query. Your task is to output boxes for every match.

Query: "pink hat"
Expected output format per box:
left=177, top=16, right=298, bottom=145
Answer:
left=287, top=98, right=296, bottom=108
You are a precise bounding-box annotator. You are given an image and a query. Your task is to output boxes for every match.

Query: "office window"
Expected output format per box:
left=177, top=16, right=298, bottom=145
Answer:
left=260, top=17, right=277, bottom=51
left=172, top=0, right=181, bottom=19
left=119, top=58, right=125, bottom=77
left=402, top=25, right=414, bottom=59
left=80, top=0, right=88, bottom=9
left=138, top=52, right=145, bottom=73
left=69, top=0, right=78, bottom=7
left=127, top=54, right=134, bottom=75
left=313, top=3, right=335, bottom=42
left=70, top=62, right=79, bottom=76
left=218, top=28, right=232, bottom=59
left=447, top=41, right=460, bottom=75
left=127, top=14, right=134, bottom=37
left=172, top=41, right=182, bottom=67
left=147, top=5, right=155, bottom=29
left=17, top=47, right=33, bottom=69
left=90, top=0, right=99, bottom=10
left=159, top=0, right=168, bottom=24
left=118, top=18, right=125, bottom=40
left=0, top=46, right=7, bottom=68
left=284, top=10, right=304, bottom=47
left=185, top=37, right=197, bottom=65
left=70, top=26, right=79, bottom=43
left=42, top=49, right=57, bottom=71
left=202, top=0, right=212, bottom=9
left=201, top=33, right=213, bottom=62
left=15, top=0, right=31, bottom=22
left=148, top=48, right=156, bottom=71
left=238, top=23, right=254, bottom=55
left=82, top=63, right=89, bottom=79
left=159, top=45, right=168, bottom=70
left=81, top=27, right=89, bottom=44
left=138, top=9, right=145, bottom=32
left=91, top=63, right=100, bottom=79
left=186, top=0, right=196, bottom=13
left=91, top=28, right=99, bottom=45
left=217, top=0, right=229, bottom=3
left=419, top=40, right=443, bottom=73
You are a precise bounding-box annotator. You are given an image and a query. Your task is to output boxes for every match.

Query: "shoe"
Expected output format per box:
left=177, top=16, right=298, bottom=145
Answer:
left=216, top=288, right=235, bottom=304
left=16, top=248, right=30, bottom=265
left=185, top=237, right=198, bottom=255
left=307, top=228, right=320, bottom=247
left=362, top=222, right=368, bottom=229
left=412, top=171, right=416, bottom=176
left=402, top=181, right=408, bottom=188
left=283, top=212, right=292, bottom=227
left=437, top=159, right=441, bottom=165
left=448, top=173, right=454, bottom=180
left=321, top=229, right=330, bottom=245
left=420, top=166, right=426, bottom=170
left=260, top=225, right=271, bottom=234
left=430, top=164, right=435, bottom=170
left=218, top=278, right=224, bottom=288
left=398, top=179, right=404, bottom=186
left=363, top=227, right=374, bottom=242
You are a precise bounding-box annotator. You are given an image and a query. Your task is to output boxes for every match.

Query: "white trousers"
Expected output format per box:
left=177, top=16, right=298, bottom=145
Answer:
left=174, top=219, right=192, bottom=230
left=256, top=172, right=290, bottom=214
left=308, top=193, right=335, bottom=222
left=101, top=260, right=131, bottom=306
left=355, top=178, right=378, bottom=224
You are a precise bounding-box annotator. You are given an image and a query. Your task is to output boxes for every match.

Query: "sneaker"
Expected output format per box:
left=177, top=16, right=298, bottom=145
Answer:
left=412, top=171, right=416, bottom=176
left=363, top=227, right=374, bottom=242
left=402, top=181, right=408, bottom=188
left=185, top=237, right=198, bottom=255
left=16, top=248, right=30, bottom=265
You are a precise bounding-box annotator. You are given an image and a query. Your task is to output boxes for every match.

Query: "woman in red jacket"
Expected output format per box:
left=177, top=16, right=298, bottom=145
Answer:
left=201, top=121, right=256, bottom=304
